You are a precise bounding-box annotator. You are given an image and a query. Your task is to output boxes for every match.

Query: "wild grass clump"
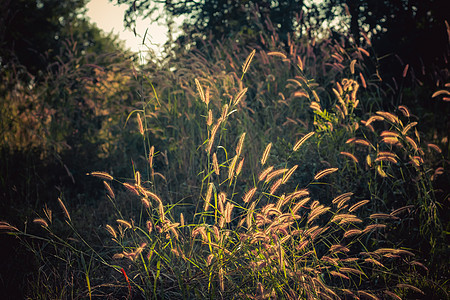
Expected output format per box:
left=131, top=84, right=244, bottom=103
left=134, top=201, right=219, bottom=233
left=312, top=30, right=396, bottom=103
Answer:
left=1, top=24, right=448, bottom=299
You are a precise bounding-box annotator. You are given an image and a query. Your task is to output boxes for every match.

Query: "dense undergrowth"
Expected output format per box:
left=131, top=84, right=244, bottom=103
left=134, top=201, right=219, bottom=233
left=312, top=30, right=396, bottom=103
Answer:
left=1, top=20, right=449, bottom=299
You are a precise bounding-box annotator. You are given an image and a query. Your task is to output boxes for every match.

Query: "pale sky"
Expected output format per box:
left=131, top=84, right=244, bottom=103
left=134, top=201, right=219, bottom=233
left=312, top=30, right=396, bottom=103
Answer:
left=85, top=0, right=175, bottom=60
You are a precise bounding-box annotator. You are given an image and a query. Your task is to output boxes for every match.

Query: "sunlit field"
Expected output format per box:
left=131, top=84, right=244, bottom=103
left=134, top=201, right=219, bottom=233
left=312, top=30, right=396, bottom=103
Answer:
left=1, top=1, right=448, bottom=299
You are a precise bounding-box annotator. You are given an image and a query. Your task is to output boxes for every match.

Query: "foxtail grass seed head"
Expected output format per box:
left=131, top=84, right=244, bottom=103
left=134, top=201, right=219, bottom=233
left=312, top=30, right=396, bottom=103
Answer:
left=218, top=192, right=227, bottom=213
left=282, top=165, right=298, bottom=184
left=207, top=121, right=220, bottom=154
left=343, top=229, right=362, bottom=238
left=158, top=202, right=165, bottom=221
left=270, top=178, right=283, bottom=194
left=332, top=192, right=353, bottom=204
left=243, top=187, right=257, bottom=203
left=88, top=171, right=113, bottom=181
left=234, top=87, right=248, bottom=106
left=236, top=132, right=246, bottom=155
left=350, top=59, right=356, bottom=74
left=377, top=166, right=387, bottom=177
left=314, top=168, right=338, bottom=180
left=195, top=78, right=205, bottom=103
left=219, top=104, right=229, bottom=122
left=149, top=146, right=155, bottom=168
left=265, top=168, right=288, bottom=183
left=141, top=197, right=150, bottom=208
left=261, top=142, right=272, bottom=165
left=225, top=202, right=235, bottom=223
left=246, top=201, right=257, bottom=228
left=236, top=158, right=244, bottom=176
left=103, top=181, right=115, bottom=199
left=205, top=87, right=210, bottom=105
left=212, top=153, right=220, bottom=175
left=349, top=200, right=370, bottom=212
left=340, top=152, right=359, bottom=163
left=258, top=166, right=274, bottom=181
left=117, top=219, right=132, bottom=229
left=207, top=109, right=213, bottom=126
left=0, top=222, right=19, bottom=232
left=135, top=171, right=141, bottom=186
left=205, top=183, right=214, bottom=211
left=33, top=218, right=49, bottom=228
left=228, top=155, right=239, bottom=182
left=398, top=105, right=410, bottom=117
left=242, top=49, right=256, bottom=75
left=291, top=197, right=310, bottom=215
left=293, top=132, right=315, bottom=151
left=122, top=182, right=139, bottom=196
left=427, top=143, right=442, bottom=153
left=312, top=90, right=321, bottom=103
left=376, top=111, right=399, bottom=124
left=146, top=220, right=153, bottom=233
left=137, top=113, right=144, bottom=135
left=58, top=197, right=71, bottom=221
left=267, top=51, right=287, bottom=59
left=105, top=224, right=117, bottom=238
left=405, top=136, right=418, bottom=151
left=144, top=190, right=162, bottom=204
left=402, top=122, right=417, bottom=135
left=286, top=189, right=309, bottom=201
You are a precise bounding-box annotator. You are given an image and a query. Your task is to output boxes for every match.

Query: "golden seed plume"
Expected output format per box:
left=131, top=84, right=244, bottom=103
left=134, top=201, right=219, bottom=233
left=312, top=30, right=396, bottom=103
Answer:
left=398, top=105, right=410, bottom=117
left=207, top=121, right=220, bottom=154
left=261, top=142, right=272, bottom=165
left=205, top=87, right=210, bottom=105
left=258, top=166, right=274, bottom=181
left=291, top=197, right=310, bottom=215
left=58, top=197, right=71, bottom=221
left=105, top=224, right=117, bottom=238
left=242, top=49, right=256, bottom=75
left=236, top=158, right=244, bottom=176
left=103, top=181, right=115, bottom=199
left=135, top=171, right=141, bottom=186
left=204, top=183, right=214, bottom=211
left=269, top=178, right=282, bottom=194
left=212, top=153, right=220, bottom=175
left=219, top=104, right=229, bottom=122
left=427, top=143, right=442, bottom=153
left=267, top=51, right=287, bottom=59
left=88, top=171, right=113, bottom=181
left=180, top=213, right=184, bottom=227
left=265, top=168, right=288, bottom=183
left=282, top=165, right=298, bottom=184
left=349, top=200, right=370, bottom=212
left=234, top=88, right=248, bottom=106
left=350, top=59, right=356, bottom=74
left=340, top=152, right=359, bottom=163
left=207, top=109, right=213, bottom=126
left=402, top=121, right=417, bottom=135
left=195, top=78, right=205, bottom=103
left=137, top=113, right=144, bottom=135
left=314, top=168, right=338, bottom=181
left=149, top=146, right=155, bottom=168
left=359, top=72, right=367, bottom=88
left=293, top=132, right=315, bottom=151
left=33, top=218, right=49, bottom=228
left=141, top=197, right=150, bottom=208
left=297, top=55, right=304, bottom=71
left=402, top=64, right=409, bottom=78
left=228, top=155, right=239, bottom=183
left=117, top=219, right=132, bottom=229
left=143, top=190, right=162, bottom=204
left=236, top=132, right=246, bottom=156
left=243, top=187, right=257, bottom=203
